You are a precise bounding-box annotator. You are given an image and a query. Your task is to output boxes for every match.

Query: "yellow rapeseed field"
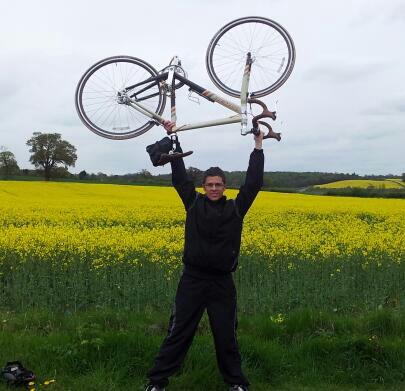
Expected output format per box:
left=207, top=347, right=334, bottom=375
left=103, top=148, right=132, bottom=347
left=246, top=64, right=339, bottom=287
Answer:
left=0, top=180, right=404, bottom=311
left=0, top=181, right=404, bottom=266
left=315, top=179, right=404, bottom=189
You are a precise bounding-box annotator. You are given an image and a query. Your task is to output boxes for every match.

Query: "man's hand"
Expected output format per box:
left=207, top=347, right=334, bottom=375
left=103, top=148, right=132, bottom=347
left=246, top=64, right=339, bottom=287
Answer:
left=162, top=120, right=176, bottom=134
left=254, top=130, right=264, bottom=150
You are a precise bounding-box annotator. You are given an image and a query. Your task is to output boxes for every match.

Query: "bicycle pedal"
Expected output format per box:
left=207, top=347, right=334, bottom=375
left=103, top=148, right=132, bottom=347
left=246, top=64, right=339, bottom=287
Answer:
left=157, top=151, right=193, bottom=165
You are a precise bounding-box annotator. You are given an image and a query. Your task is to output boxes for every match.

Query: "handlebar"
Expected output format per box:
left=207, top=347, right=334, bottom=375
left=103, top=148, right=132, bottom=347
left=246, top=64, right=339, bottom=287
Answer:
left=256, top=121, right=281, bottom=141
left=247, top=98, right=281, bottom=141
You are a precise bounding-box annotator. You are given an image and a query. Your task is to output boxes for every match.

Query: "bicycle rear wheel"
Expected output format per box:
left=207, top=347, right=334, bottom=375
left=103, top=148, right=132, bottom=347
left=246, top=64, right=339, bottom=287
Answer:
left=75, top=56, right=166, bottom=140
left=206, top=16, right=295, bottom=98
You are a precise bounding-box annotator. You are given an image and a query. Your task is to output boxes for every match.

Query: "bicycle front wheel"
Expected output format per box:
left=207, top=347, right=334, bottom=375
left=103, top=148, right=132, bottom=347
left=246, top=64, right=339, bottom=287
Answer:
left=206, top=16, right=295, bottom=98
left=75, top=56, right=166, bottom=140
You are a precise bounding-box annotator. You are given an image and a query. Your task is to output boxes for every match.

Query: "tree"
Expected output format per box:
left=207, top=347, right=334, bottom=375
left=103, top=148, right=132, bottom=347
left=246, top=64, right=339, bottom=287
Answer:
left=186, top=166, right=203, bottom=184
left=26, top=132, right=77, bottom=181
left=96, top=172, right=107, bottom=179
left=0, top=147, right=20, bottom=179
left=79, top=170, right=88, bottom=180
left=402, top=173, right=405, bottom=182
left=52, top=167, right=71, bottom=178
left=139, top=169, right=152, bottom=178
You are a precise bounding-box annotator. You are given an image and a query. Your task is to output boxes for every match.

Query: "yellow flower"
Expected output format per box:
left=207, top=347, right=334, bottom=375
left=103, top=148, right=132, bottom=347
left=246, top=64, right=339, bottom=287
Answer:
left=0, top=181, right=403, bottom=286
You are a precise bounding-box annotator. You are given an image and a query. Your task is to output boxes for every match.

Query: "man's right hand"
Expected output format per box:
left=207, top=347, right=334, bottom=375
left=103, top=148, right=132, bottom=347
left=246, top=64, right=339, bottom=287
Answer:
left=162, top=120, right=176, bottom=134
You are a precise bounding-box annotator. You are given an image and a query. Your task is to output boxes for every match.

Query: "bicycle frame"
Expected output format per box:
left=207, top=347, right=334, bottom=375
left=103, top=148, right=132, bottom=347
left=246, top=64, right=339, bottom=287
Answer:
left=124, top=54, right=254, bottom=135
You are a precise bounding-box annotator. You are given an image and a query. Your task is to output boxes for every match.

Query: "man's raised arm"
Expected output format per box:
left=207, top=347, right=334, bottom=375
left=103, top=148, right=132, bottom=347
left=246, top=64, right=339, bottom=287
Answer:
left=235, top=132, right=264, bottom=218
left=163, top=121, right=197, bottom=210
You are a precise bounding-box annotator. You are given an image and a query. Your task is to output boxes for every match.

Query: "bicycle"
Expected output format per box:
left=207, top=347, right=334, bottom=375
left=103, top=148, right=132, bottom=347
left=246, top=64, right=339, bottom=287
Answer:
left=75, top=16, right=295, bottom=150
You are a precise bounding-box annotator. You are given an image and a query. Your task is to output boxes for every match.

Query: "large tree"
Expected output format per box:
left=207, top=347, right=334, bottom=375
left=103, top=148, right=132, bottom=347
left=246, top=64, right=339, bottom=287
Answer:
left=0, top=147, right=20, bottom=179
left=26, top=132, right=77, bottom=181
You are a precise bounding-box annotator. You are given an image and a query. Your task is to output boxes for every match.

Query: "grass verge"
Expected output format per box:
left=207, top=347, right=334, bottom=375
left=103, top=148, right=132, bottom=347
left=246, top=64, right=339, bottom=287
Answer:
left=0, top=308, right=405, bottom=390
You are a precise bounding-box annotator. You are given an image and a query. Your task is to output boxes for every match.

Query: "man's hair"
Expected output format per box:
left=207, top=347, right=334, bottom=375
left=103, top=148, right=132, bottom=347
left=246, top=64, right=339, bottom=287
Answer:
left=203, top=167, right=226, bottom=184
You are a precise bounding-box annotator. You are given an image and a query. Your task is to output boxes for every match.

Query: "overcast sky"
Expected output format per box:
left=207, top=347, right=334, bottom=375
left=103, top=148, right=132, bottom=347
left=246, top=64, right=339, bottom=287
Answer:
left=0, top=0, right=404, bottom=175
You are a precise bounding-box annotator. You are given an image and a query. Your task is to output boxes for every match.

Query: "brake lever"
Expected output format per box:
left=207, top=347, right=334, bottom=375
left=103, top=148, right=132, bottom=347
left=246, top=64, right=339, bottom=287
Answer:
left=257, top=121, right=281, bottom=141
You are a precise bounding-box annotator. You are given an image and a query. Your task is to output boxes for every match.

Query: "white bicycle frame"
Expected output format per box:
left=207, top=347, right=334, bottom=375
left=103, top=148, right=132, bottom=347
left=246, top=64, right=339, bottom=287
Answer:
left=125, top=54, right=253, bottom=135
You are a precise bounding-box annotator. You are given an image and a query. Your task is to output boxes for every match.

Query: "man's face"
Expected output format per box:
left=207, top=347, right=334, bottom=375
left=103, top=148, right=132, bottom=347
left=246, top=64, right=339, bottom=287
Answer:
left=203, top=175, right=226, bottom=201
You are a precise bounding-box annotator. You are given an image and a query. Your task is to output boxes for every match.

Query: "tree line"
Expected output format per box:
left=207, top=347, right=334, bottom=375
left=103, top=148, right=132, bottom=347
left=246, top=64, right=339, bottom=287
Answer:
left=1, top=132, right=404, bottom=189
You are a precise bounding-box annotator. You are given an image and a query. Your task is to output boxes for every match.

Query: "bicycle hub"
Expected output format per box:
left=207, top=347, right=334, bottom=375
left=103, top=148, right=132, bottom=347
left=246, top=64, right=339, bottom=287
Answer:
left=117, top=90, right=130, bottom=105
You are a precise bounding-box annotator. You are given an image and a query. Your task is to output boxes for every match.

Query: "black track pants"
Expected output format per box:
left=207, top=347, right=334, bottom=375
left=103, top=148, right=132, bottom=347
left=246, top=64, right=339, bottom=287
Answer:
left=147, top=273, right=249, bottom=388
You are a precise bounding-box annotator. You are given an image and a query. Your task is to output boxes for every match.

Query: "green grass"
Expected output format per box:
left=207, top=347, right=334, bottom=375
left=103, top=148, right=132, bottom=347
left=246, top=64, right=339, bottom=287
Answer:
left=1, top=309, right=405, bottom=390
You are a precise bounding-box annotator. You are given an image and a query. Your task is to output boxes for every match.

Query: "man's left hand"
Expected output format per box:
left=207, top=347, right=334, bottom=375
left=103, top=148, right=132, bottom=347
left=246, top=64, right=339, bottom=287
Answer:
left=254, top=130, right=264, bottom=150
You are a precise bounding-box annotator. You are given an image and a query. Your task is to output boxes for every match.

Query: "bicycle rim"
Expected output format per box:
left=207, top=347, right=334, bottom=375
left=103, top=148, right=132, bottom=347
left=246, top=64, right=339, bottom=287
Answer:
left=75, top=56, right=166, bottom=140
left=206, top=16, right=295, bottom=98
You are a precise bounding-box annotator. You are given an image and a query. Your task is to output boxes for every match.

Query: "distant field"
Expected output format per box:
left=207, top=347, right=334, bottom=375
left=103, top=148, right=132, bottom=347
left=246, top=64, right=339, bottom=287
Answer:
left=387, top=178, right=405, bottom=186
left=315, top=179, right=404, bottom=189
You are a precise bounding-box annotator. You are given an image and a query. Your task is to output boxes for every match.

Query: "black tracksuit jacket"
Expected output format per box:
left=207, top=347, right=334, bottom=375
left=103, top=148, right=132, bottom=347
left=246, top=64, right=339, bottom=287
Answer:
left=171, top=148, right=264, bottom=278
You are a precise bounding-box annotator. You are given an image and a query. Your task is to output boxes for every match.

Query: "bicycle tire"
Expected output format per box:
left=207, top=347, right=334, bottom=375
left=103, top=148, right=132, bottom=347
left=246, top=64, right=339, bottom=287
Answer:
left=206, top=16, right=295, bottom=98
left=75, top=55, right=166, bottom=140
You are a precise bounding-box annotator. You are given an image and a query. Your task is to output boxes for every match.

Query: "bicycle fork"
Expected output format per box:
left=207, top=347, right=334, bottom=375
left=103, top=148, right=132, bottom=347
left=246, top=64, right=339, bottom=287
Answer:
left=240, top=53, right=252, bottom=135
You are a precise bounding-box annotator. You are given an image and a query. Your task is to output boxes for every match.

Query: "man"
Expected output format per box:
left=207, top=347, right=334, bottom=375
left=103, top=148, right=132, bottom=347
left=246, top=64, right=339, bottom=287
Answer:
left=146, top=120, right=265, bottom=391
